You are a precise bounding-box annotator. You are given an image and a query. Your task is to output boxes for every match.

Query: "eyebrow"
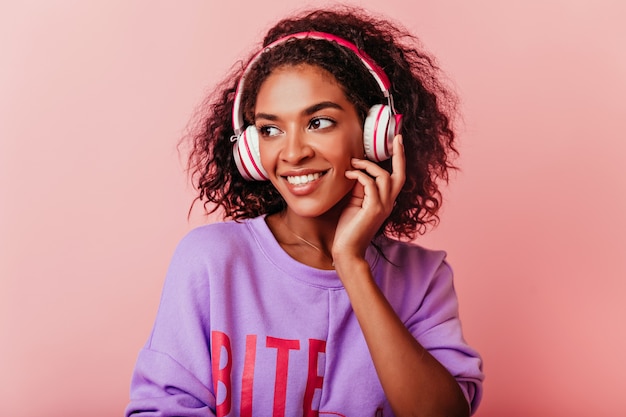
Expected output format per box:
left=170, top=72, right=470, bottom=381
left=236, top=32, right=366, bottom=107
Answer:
left=304, top=101, right=344, bottom=115
left=255, top=101, right=344, bottom=121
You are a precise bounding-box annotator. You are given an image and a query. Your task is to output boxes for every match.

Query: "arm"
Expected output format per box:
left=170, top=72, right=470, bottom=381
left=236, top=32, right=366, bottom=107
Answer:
left=125, top=231, right=217, bottom=417
left=126, top=349, right=216, bottom=417
left=333, top=135, right=471, bottom=417
left=334, top=258, right=470, bottom=417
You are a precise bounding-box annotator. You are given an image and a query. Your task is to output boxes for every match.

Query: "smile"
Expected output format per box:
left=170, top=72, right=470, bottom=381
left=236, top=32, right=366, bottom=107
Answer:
left=285, top=172, right=326, bottom=185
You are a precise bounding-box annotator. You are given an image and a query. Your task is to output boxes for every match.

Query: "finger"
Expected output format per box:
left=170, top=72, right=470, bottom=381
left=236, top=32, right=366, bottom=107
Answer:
left=390, top=135, right=406, bottom=197
left=350, top=158, right=392, bottom=198
left=349, top=177, right=365, bottom=199
left=346, top=182, right=365, bottom=207
left=350, top=157, right=389, bottom=179
left=345, top=169, right=383, bottom=206
left=344, top=168, right=376, bottom=190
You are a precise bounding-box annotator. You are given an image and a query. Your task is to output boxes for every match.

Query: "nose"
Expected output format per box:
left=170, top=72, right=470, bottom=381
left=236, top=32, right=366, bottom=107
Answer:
left=280, top=129, right=314, bottom=163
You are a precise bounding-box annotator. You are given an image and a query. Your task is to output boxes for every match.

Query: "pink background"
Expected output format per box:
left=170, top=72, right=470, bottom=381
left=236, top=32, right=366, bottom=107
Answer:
left=1, top=1, right=625, bottom=416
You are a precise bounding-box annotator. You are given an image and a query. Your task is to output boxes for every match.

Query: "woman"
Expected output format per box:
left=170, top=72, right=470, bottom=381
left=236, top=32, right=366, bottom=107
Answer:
left=126, top=6, right=483, bottom=417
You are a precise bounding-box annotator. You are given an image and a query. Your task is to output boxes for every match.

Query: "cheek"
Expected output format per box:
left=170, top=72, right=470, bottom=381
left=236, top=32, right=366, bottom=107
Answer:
left=258, top=140, right=275, bottom=170
left=328, top=136, right=363, bottom=170
left=348, top=129, right=366, bottom=158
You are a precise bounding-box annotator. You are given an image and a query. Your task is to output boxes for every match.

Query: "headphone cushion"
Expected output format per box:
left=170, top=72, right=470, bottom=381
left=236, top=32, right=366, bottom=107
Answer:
left=233, top=126, right=269, bottom=181
left=363, top=104, right=395, bottom=162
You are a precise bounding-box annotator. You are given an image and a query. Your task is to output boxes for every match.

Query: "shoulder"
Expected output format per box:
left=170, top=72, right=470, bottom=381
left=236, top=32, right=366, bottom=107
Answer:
left=166, top=218, right=260, bottom=269
left=370, top=237, right=456, bottom=303
left=376, top=237, right=450, bottom=276
left=182, top=219, right=250, bottom=242
left=160, top=218, right=268, bottom=294
left=176, top=218, right=255, bottom=252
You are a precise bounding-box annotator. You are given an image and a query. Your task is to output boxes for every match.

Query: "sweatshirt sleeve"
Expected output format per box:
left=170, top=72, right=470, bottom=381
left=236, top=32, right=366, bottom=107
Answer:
left=403, top=254, right=484, bottom=415
left=125, top=230, right=217, bottom=417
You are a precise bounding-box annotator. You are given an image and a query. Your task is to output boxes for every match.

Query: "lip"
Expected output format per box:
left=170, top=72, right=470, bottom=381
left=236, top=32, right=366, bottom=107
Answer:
left=280, top=169, right=328, bottom=196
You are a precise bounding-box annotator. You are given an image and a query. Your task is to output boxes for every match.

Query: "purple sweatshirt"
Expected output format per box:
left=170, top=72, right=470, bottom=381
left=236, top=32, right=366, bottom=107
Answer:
left=126, top=216, right=483, bottom=416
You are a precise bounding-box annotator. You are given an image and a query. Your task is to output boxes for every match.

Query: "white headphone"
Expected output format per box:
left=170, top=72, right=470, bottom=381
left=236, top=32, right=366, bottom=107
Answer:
left=231, top=31, right=403, bottom=181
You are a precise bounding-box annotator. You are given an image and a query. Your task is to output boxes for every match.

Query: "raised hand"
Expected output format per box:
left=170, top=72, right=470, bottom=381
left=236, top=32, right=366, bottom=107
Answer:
left=332, top=135, right=406, bottom=264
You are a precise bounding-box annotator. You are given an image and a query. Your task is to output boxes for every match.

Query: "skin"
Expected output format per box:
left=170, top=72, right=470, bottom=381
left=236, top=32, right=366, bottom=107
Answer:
left=255, top=63, right=469, bottom=417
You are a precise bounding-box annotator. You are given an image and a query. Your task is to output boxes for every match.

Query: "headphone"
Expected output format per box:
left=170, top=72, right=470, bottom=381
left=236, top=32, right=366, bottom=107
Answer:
left=231, top=31, right=403, bottom=181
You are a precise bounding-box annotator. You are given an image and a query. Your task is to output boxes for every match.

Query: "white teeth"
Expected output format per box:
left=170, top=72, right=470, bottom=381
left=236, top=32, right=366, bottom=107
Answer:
left=286, top=172, right=322, bottom=185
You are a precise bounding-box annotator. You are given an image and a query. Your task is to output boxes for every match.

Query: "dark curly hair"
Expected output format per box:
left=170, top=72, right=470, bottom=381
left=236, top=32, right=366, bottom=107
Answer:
left=184, top=6, right=459, bottom=240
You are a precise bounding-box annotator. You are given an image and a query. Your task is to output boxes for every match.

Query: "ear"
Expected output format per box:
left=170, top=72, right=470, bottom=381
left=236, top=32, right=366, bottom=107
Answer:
left=232, top=126, right=269, bottom=181
left=363, top=104, right=395, bottom=162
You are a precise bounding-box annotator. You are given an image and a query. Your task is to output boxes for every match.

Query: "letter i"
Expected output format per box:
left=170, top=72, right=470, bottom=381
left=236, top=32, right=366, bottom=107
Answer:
left=240, top=334, right=257, bottom=417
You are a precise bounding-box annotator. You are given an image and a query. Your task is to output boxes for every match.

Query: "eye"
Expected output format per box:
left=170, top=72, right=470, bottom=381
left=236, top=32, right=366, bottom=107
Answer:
left=308, top=117, right=335, bottom=131
left=257, top=125, right=283, bottom=137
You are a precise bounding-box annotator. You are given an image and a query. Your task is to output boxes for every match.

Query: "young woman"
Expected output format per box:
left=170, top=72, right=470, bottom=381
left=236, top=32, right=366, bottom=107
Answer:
left=126, top=7, right=483, bottom=417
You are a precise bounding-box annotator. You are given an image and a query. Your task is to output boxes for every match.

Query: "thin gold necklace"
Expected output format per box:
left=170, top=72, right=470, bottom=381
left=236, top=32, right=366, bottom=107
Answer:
left=282, top=218, right=335, bottom=267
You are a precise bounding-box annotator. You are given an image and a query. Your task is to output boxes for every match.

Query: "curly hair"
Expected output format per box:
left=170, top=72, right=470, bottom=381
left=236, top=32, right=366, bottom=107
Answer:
left=184, top=6, right=459, bottom=240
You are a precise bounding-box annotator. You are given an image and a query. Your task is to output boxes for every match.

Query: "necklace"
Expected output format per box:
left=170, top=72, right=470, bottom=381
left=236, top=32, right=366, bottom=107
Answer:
left=282, top=218, right=335, bottom=267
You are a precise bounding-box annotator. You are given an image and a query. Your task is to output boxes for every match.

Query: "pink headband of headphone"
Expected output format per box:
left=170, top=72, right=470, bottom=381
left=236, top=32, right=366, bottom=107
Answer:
left=231, top=31, right=397, bottom=137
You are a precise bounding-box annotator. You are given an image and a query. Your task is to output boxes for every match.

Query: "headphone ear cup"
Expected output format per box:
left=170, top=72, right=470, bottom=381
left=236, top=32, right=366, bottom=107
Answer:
left=232, top=126, right=269, bottom=181
left=363, top=104, right=396, bottom=162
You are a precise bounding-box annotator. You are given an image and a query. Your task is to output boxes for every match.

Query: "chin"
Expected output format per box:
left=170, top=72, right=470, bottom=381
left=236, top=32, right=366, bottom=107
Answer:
left=284, top=197, right=349, bottom=220
left=285, top=205, right=332, bottom=219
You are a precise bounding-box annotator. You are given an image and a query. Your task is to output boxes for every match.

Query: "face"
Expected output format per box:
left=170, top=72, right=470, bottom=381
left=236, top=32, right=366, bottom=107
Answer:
left=254, top=64, right=364, bottom=219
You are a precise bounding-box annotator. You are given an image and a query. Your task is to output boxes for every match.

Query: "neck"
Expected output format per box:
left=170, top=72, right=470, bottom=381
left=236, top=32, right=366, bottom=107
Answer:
left=279, top=210, right=337, bottom=253
left=266, top=210, right=338, bottom=270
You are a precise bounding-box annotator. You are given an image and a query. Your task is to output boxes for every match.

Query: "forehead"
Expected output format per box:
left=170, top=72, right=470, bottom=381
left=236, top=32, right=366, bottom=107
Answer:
left=254, top=64, right=348, bottom=112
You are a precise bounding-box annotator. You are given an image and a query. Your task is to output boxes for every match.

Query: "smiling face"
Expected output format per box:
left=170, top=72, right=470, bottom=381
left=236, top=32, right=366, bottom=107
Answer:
left=255, top=64, right=364, bottom=219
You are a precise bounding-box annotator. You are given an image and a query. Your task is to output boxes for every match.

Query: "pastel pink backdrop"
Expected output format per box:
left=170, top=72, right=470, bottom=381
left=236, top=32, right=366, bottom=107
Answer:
left=1, top=1, right=624, bottom=416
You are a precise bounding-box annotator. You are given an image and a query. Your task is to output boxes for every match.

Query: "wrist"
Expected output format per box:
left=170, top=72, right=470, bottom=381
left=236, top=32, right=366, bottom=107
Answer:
left=333, top=256, right=371, bottom=285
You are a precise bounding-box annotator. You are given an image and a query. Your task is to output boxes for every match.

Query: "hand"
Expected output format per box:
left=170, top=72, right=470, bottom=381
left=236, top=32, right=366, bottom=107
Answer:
left=332, top=135, right=406, bottom=263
